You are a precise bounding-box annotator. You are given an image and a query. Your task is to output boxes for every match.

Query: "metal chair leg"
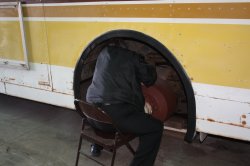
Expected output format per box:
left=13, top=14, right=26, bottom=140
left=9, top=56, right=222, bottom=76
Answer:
left=111, top=148, right=116, bottom=166
left=111, top=133, right=119, bottom=166
left=75, top=118, right=86, bottom=166
left=125, top=143, right=135, bottom=155
left=75, top=134, right=83, bottom=166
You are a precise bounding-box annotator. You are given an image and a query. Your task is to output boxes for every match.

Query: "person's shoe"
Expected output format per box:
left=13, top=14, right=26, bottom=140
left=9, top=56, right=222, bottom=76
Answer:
left=90, top=144, right=103, bottom=157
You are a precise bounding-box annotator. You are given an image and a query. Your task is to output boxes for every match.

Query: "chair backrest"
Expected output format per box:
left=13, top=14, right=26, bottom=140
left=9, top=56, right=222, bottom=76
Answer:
left=75, top=99, right=113, bottom=125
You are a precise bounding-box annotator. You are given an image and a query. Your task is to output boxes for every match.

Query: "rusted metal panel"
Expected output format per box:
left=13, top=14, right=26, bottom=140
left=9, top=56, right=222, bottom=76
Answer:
left=196, top=94, right=250, bottom=129
left=241, top=113, right=250, bottom=128
left=0, top=63, right=52, bottom=91
left=38, top=81, right=50, bottom=87
left=5, top=83, right=74, bottom=109
left=194, top=83, right=250, bottom=140
left=196, top=119, right=250, bottom=141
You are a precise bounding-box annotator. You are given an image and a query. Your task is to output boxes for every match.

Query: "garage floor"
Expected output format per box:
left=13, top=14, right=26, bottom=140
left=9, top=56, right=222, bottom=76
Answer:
left=0, top=94, right=250, bottom=166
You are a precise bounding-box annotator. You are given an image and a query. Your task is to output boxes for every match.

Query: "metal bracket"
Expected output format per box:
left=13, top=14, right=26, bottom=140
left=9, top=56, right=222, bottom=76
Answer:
left=199, top=132, right=208, bottom=143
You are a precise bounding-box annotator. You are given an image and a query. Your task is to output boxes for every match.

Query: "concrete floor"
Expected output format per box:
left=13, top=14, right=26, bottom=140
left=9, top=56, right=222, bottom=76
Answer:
left=0, top=94, right=250, bottom=166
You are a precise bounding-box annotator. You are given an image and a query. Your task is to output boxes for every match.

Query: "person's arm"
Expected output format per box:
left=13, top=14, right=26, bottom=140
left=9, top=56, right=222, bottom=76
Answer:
left=134, top=54, right=157, bottom=86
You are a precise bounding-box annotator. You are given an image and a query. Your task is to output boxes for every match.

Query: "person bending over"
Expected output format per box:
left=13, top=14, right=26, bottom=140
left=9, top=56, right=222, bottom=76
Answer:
left=86, top=46, right=163, bottom=166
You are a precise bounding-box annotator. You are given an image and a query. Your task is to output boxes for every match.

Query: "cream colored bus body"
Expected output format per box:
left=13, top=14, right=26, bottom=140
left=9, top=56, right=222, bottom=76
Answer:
left=0, top=0, right=250, bottom=141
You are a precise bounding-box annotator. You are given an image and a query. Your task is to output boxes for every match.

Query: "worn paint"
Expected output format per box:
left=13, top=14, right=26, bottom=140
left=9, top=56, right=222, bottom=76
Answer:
left=241, top=113, right=250, bottom=127
left=196, top=94, right=250, bottom=129
left=207, top=118, right=215, bottom=122
left=0, top=63, right=51, bottom=91
left=38, top=81, right=50, bottom=86
left=198, top=118, right=249, bottom=128
left=196, top=119, right=250, bottom=141
left=242, top=121, right=247, bottom=125
left=5, top=83, right=74, bottom=109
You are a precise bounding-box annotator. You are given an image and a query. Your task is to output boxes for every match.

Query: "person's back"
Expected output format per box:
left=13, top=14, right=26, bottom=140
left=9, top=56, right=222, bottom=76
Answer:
left=87, top=46, right=156, bottom=111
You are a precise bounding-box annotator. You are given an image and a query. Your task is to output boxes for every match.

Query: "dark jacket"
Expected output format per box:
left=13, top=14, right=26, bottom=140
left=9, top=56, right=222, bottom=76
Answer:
left=86, top=46, right=157, bottom=111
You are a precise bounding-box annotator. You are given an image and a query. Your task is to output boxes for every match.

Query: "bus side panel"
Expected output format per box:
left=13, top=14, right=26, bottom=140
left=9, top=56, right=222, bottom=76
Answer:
left=0, top=18, right=24, bottom=63
left=5, top=83, right=74, bottom=109
left=43, top=20, right=84, bottom=95
left=194, top=83, right=250, bottom=128
left=197, top=119, right=250, bottom=141
left=196, top=93, right=250, bottom=141
left=1, top=63, right=51, bottom=91
left=0, top=6, right=52, bottom=91
left=50, top=65, right=74, bottom=95
left=1, top=1, right=249, bottom=142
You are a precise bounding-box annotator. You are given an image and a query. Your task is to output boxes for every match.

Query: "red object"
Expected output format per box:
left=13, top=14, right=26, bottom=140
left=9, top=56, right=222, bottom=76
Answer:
left=142, top=79, right=177, bottom=122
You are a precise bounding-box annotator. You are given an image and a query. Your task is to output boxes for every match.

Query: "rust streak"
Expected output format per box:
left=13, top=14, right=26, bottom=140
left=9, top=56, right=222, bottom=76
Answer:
left=38, top=81, right=50, bottom=86
left=8, top=78, right=15, bottom=81
left=198, top=118, right=250, bottom=129
left=52, top=88, right=73, bottom=95
left=242, top=115, right=246, bottom=118
left=207, top=118, right=215, bottom=122
left=227, top=123, right=247, bottom=128
left=242, top=121, right=247, bottom=125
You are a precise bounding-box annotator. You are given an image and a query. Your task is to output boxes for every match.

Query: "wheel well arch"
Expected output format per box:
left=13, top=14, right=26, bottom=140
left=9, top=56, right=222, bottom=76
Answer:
left=73, top=29, right=196, bottom=142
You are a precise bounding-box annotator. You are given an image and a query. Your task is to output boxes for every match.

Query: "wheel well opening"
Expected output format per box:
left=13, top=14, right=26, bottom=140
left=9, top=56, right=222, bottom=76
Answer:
left=73, top=30, right=196, bottom=142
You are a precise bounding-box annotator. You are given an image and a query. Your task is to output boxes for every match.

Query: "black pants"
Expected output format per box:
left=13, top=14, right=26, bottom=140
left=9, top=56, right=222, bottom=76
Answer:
left=100, top=103, right=163, bottom=166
